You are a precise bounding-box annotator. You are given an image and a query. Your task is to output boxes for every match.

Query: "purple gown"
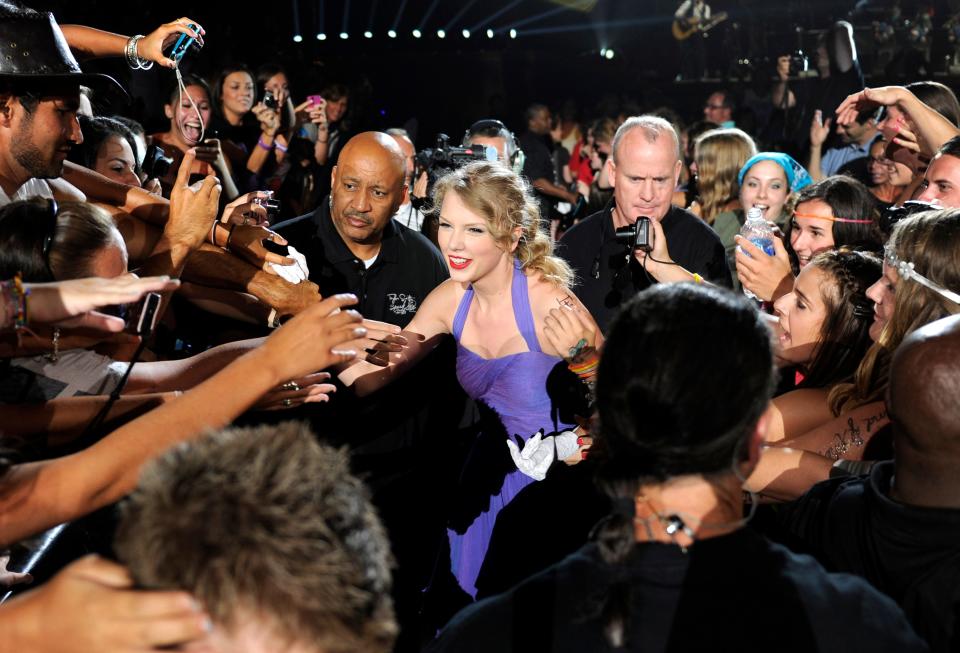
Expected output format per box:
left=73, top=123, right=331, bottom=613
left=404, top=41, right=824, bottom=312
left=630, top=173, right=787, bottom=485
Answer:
left=447, top=261, right=573, bottom=598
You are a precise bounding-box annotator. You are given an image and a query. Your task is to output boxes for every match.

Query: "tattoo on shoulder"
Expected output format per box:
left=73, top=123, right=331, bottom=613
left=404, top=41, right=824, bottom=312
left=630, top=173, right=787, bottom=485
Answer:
left=556, top=294, right=575, bottom=309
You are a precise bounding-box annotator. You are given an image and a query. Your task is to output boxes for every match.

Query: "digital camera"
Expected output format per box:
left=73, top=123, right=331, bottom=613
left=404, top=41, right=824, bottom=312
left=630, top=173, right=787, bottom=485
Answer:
left=614, top=217, right=653, bottom=252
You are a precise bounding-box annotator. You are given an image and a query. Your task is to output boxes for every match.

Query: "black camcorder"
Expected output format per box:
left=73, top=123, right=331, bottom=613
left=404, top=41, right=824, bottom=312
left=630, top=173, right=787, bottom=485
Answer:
left=415, top=134, right=495, bottom=178
left=614, top=216, right=653, bottom=252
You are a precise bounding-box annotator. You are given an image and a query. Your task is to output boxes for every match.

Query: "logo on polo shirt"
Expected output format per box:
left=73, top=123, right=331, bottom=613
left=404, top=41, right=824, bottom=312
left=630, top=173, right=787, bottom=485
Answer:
left=387, top=293, right=418, bottom=316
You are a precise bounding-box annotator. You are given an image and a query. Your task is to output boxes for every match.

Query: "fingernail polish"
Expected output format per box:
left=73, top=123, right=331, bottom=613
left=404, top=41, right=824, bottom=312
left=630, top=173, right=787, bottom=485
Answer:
left=577, top=437, right=584, bottom=446
left=581, top=451, right=589, bottom=460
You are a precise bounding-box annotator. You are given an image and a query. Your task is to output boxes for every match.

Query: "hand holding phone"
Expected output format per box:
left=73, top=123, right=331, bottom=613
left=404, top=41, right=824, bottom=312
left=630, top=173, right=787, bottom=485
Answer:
left=167, top=22, right=200, bottom=62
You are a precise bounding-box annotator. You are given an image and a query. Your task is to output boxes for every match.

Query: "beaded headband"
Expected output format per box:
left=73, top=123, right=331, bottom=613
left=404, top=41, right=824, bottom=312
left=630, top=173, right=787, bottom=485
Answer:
left=884, top=243, right=960, bottom=305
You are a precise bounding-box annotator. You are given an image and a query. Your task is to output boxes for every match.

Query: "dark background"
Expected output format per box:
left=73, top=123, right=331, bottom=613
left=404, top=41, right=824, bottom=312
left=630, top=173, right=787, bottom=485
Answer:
left=29, top=0, right=960, bottom=144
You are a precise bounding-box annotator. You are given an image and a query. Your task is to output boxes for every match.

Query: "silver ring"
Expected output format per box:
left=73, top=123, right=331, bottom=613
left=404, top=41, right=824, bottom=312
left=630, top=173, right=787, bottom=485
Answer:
left=281, top=381, right=300, bottom=391
left=282, top=398, right=293, bottom=407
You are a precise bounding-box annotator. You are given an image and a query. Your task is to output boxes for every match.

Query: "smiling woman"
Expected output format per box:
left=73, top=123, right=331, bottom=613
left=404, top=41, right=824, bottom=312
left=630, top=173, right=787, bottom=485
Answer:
left=149, top=74, right=240, bottom=199
left=338, top=160, right=601, bottom=599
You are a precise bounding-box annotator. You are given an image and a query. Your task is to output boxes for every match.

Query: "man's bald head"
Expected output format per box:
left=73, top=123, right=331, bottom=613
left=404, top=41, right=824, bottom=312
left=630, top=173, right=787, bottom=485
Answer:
left=330, top=132, right=408, bottom=253
left=337, top=131, right=406, bottom=181
left=890, top=314, right=960, bottom=457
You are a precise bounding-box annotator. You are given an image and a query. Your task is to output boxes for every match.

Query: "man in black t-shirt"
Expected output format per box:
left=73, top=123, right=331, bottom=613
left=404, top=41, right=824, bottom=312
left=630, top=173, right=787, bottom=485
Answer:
left=519, top=104, right=578, bottom=231
left=557, top=115, right=730, bottom=333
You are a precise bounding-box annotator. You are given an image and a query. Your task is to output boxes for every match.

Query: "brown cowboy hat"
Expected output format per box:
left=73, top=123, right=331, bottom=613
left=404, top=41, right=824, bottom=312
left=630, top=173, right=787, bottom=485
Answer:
left=0, top=4, right=126, bottom=97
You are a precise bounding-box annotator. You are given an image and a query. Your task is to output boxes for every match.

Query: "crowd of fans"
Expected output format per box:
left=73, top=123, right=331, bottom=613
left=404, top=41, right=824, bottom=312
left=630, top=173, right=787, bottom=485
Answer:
left=2, top=2, right=960, bottom=652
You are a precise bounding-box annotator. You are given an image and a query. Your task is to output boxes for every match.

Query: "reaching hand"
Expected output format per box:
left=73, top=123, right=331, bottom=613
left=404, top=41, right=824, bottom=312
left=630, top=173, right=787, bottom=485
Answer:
left=735, top=234, right=793, bottom=302
left=835, top=86, right=905, bottom=127
left=5, top=555, right=209, bottom=652
left=166, top=149, right=221, bottom=249
left=226, top=225, right=295, bottom=271
left=253, top=372, right=336, bottom=410
left=256, top=294, right=367, bottom=383
left=138, top=18, right=205, bottom=69
left=809, top=110, right=831, bottom=148
left=219, top=191, right=272, bottom=227
left=22, top=275, right=180, bottom=332
left=251, top=103, right=280, bottom=137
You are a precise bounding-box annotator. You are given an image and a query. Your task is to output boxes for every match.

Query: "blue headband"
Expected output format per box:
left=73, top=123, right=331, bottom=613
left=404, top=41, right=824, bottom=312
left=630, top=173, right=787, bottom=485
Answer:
left=738, top=153, right=813, bottom=193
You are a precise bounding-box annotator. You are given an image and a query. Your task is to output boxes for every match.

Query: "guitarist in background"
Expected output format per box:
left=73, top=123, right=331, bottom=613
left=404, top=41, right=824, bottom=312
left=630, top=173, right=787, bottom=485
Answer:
left=674, top=0, right=712, bottom=80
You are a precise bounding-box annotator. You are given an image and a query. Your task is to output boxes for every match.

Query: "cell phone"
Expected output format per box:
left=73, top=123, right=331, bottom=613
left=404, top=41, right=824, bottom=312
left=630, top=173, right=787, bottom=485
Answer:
left=307, top=95, right=324, bottom=106
left=262, top=90, right=279, bottom=110
left=167, top=23, right=199, bottom=62
left=128, top=292, right=162, bottom=336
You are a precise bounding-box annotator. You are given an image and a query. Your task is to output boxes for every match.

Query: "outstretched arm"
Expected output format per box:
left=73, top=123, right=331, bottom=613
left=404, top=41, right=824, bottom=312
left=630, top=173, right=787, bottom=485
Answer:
left=60, top=18, right=205, bottom=69
left=336, top=280, right=455, bottom=396
left=836, top=86, right=960, bottom=156
left=0, top=294, right=364, bottom=547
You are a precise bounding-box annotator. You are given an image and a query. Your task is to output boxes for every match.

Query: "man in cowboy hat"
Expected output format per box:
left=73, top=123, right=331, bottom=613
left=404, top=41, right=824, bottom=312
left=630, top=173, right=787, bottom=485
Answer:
left=0, top=4, right=125, bottom=203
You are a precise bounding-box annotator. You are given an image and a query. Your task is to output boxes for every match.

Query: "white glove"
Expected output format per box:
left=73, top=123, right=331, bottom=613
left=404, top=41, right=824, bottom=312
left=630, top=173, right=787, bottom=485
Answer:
left=506, top=430, right=555, bottom=482
left=554, top=430, right=580, bottom=460
left=268, top=245, right=310, bottom=284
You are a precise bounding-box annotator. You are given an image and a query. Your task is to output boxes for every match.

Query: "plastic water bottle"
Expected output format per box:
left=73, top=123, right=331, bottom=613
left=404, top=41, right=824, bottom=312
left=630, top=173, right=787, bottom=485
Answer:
left=739, top=206, right=776, bottom=300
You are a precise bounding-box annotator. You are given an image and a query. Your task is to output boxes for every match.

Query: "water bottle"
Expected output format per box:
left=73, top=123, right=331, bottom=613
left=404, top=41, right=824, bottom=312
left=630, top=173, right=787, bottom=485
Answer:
left=739, top=206, right=776, bottom=299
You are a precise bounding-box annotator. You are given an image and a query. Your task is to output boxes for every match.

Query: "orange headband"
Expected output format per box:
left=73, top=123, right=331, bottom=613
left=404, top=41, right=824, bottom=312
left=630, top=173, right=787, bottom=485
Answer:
left=793, top=211, right=873, bottom=225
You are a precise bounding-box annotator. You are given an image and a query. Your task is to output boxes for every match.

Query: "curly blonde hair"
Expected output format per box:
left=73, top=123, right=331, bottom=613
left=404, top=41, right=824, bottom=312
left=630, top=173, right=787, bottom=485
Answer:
left=432, top=161, right=573, bottom=288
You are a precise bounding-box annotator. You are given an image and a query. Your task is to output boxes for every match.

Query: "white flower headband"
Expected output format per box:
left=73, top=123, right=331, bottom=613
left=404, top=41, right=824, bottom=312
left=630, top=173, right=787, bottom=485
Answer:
left=884, top=243, right=960, bottom=306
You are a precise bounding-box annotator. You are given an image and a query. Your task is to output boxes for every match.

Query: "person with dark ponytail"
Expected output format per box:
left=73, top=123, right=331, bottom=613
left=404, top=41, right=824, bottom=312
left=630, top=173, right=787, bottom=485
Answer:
left=427, top=283, right=924, bottom=652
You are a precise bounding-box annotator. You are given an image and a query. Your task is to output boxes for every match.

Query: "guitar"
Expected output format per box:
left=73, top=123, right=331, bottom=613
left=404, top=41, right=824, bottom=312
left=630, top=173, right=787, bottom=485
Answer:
left=672, top=11, right=728, bottom=41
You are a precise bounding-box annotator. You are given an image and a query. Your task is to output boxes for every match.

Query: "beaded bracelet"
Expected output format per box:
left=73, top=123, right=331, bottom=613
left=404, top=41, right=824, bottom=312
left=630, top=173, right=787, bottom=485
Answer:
left=569, top=358, right=599, bottom=379
left=1, top=275, right=29, bottom=329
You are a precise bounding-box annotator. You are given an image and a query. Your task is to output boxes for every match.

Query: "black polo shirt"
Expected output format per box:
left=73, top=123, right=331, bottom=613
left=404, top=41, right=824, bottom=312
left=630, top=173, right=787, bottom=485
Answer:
left=272, top=198, right=448, bottom=327
left=557, top=202, right=731, bottom=334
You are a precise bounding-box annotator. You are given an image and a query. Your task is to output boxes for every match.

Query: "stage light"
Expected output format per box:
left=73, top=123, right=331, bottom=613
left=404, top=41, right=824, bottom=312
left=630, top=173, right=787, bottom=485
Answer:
left=364, top=30, right=373, bottom=38
left=462, top=29, right=471, bottom=38
left=412, top=28, right=422, bottom=38
left=293, top=34, right=303, bottom=42
left=486, top=28, right=494, bottom=38
left=339, top=31, right=349, bottom=39
left=605, top=48, right=615, bottom=59
left=437, top=29, right=446, bottom=38
left=317, top=32, right=326, bottom=40
left=388, top=29, right=397, bottom=38
left=509, top=29, right=517, bottom=38
left=600, top=47, right=606, bottom=56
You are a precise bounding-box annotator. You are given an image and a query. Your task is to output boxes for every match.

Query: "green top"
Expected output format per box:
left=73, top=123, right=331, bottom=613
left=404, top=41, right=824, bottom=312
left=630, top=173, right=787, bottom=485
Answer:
left=713, top=208, right=790, bottom=293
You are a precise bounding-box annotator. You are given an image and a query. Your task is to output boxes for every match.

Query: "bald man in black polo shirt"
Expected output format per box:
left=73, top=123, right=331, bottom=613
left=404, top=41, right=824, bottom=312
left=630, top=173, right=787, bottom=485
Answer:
left=557, top=115, right=730, bottom=333
left=274, top=131, right=447, bottom=324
